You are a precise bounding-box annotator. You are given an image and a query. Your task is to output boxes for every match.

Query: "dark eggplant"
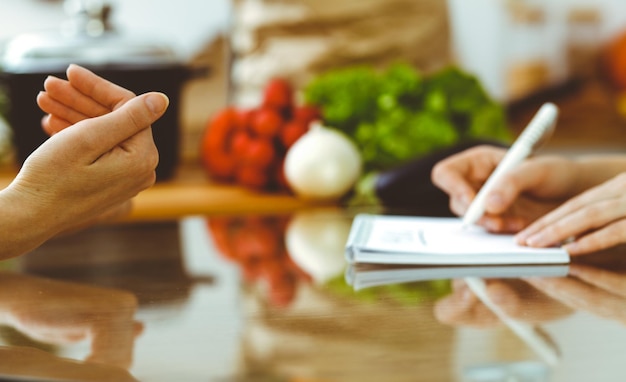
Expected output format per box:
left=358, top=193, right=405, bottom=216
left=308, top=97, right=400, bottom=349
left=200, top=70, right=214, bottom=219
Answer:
left=374, top=139, right=509, bottom=217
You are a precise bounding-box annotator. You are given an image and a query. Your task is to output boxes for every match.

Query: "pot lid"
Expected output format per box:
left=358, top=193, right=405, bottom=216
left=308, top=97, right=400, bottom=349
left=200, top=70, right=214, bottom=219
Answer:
left=1, top=0, right=180, bottom=73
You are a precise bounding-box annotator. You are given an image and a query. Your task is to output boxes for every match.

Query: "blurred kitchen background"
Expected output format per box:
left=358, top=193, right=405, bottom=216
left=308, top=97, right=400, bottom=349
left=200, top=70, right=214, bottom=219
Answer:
left=2, top=0, right=626, bottom=188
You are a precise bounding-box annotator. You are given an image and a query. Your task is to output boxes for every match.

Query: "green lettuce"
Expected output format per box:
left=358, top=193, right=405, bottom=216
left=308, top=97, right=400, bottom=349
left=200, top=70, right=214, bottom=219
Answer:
left=304, top=63, right=512, bottom=172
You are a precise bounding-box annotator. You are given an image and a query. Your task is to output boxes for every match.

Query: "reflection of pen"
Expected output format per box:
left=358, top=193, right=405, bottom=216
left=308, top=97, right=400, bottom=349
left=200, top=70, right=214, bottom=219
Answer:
left=461, top=103, right=559, bottom=228
left=464, top=277, right=560, bottom=367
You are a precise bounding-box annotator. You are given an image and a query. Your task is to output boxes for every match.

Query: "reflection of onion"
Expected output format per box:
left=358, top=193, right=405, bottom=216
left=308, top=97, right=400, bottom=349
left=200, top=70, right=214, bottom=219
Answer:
left=286, top=209, right=351, bottom=284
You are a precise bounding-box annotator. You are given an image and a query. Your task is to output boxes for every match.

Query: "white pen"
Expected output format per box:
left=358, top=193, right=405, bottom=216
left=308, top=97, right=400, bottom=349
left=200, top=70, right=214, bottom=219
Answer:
left=461, top=102, right=559, bottom=228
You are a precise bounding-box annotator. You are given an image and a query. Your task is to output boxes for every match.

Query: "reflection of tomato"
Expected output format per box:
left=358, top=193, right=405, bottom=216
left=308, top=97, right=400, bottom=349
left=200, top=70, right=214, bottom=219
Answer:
left=205, top=215, right=311, bottom=307
left=207, top=219, right=235, bottom=260
left=231, top=223, right=279, bottom=261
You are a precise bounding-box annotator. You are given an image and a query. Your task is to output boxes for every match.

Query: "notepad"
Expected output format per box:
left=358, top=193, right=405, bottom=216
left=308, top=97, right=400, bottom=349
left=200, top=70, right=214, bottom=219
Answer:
left=345, top=263, right=570, bottom=291
left=345, top=214, right=570, bottom=265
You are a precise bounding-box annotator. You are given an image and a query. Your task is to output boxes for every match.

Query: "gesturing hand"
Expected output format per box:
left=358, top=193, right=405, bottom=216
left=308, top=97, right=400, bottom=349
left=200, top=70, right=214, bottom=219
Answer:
left=0, top=90, right=168, bottom=258
left=37, top=64, right=135, bottom=135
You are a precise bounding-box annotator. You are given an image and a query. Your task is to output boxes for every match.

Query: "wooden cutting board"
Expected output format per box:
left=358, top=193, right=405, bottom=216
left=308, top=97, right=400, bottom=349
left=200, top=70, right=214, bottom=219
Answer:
left=0, top=162, right=329, bottom=222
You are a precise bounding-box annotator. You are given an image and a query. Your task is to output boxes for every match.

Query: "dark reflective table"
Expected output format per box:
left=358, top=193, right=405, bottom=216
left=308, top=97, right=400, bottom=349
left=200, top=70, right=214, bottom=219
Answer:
left=1, top=207, right=626, bottom=382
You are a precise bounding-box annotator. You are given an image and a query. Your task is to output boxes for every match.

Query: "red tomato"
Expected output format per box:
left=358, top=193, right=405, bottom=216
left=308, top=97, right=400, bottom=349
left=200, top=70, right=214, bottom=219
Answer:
left=262, top=78, right=293, bottom=111
left=200, top=151, right=236, bottom=180
left=234, top=108, right=256, bottom=130
left=251, top=108, right=283, bottom=137
left=293, top=105, right=321, bottom=124
left=236, top=165, right=269, bottom=189
left=200, top=108, right=239, bottom=179
left=202, top=108, right=237, bottom=150
left=280, top=120, right=308, bottom=148
left=230, top=130, right=251, bottom=158
left=243, top=137, right=276, bottom=168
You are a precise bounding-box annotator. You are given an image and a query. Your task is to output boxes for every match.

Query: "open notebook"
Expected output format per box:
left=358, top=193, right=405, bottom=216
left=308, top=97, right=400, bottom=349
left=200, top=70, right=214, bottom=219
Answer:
left=345, top=214, right=570, bottom=265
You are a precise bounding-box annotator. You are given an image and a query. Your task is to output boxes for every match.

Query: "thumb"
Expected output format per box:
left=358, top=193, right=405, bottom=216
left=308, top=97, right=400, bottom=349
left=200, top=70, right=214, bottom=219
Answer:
left=71, top=92, right=169, bottom=157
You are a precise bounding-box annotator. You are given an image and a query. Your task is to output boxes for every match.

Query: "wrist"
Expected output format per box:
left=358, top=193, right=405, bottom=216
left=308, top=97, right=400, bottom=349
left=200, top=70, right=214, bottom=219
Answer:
left=0, top=185, right=58, bottom=260
left=575, top=156, right=626, bottom=192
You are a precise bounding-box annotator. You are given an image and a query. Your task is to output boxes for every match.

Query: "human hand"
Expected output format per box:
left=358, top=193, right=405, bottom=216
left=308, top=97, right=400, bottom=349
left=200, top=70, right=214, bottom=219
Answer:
left=517, top=173, right=626, bottom=255
left=37, top=64, right=135, bottom=135
left=35, top=65, right=140, bottom=229
left=431, top=145, right=580, bottom=233
left=0, top=273, right=141, bottom=369
left=0, top=90, right=168, bottom=257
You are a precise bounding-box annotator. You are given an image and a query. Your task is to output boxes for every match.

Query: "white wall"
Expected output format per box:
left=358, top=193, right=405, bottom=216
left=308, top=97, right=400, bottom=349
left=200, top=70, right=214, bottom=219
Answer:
left=447, top=0, right=626, bottom=102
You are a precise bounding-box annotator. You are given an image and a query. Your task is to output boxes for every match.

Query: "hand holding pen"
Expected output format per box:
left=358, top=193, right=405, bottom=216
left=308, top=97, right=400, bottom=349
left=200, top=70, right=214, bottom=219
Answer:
left=433, top=100, right=626, bottom=255
left=460, top=103, right=559, bottom=228
left=432, top=103, right=575, bottom=234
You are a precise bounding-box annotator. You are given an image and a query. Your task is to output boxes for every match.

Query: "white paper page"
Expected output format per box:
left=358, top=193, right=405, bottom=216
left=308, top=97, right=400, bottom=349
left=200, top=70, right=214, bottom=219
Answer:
left=363, top=216, right=564, bottom=256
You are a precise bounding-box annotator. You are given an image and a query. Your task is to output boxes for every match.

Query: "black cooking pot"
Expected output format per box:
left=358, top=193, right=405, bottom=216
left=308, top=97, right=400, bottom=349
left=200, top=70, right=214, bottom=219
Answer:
left=0, top=2, right=205, bottom=180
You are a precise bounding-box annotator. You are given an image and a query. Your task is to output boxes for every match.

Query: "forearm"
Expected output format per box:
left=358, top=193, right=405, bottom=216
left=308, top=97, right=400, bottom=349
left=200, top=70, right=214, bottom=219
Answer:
left=573, top=155, right=626, bottom=193
left=0, top=187, right=57, bottom=260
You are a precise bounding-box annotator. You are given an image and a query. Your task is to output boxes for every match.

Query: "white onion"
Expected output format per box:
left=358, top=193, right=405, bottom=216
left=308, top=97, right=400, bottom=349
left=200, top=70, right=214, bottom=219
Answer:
left=284, top=123, right=362, bottom=200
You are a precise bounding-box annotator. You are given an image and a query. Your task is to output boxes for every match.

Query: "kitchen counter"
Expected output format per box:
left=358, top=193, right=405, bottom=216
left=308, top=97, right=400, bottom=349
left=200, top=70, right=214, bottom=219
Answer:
left=2, top=209, right=626, bottom=381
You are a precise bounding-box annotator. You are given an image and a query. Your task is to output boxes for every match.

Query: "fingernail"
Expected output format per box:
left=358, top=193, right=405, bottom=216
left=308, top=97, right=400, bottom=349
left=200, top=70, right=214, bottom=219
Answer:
left=461, top=193, right=472, bottom=207
left=526, top=232, right=547, bottom=247
left=484, top=218, right=502, bottom=232
left=563, top=242, right=579, bottom=254
left=145, top=93, right=169, bottom=115
left=515, top=232, right=528, bottom=245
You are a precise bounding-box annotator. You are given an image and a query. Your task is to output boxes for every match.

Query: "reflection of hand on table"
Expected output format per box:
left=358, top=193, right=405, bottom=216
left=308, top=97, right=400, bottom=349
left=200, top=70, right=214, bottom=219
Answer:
left=524, top=263, right=626, bottom=324
left=436, top=260, right=626, bottom=328
left=0, top=273, right=142, bottom=369
left=0, top=346, right=139, bottom=382
left=434, top=278, right=573, bottom=328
